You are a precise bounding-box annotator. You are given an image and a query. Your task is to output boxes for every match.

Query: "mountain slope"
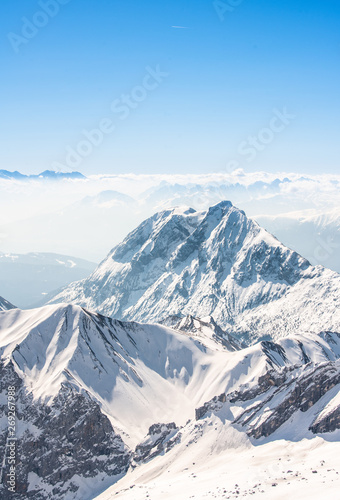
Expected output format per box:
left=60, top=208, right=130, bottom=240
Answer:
left=1, top=304, right=340, bottom=499
left=0, top=304, right=239, bottom=445
left=0, top=304, right=228, bottom=499
left=96, top=436, right=340, bottom=500
left=49, top=201, right=340, bottom=344
left=256, top=207, right=340, bottom=273
left=0, top=296, right=16, bottom=311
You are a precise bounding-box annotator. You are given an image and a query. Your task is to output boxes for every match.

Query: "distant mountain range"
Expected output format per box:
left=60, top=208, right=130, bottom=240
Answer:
left=0, top=170, right=85, bottom=180
left=1, top=174, right=339, bottom=274
left=49, top=201, right=340, bottom=345
left=257, top=208, right=340, bottom=273
left=0, top=252, right=96, bottom=308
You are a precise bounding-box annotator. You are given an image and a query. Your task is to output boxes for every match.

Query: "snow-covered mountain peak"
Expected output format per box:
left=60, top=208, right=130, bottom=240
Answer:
left=104, top=204, right=201, bottom=264
left=49, top=201, right=340, bottom=344
left=1, top=302, right=340, bottom=499
left=2, top=303, right=339, bottom=428
left=0, top=304, right=233, bottom=426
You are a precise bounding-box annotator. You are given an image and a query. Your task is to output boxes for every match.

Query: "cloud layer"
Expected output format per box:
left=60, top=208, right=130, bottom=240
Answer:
left=0, top=171, right=339, bottom=271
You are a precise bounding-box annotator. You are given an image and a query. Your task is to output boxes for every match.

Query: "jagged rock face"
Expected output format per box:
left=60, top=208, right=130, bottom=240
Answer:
left=194, top=334, right=340, bottom=439
left=134, top=423, right=180, bottom=464
left=160, top=315, right=245, bottom=351
left=310, top=397, right=340, bottom=433
left=0, top=296, right=16, bottom=311
left=195, top=393, right=227, bottom=420
left=49, top=201, right=340, bottom=345
left=231, top=361, right=340, bottom=439
left=0, top=361, right=131, bottom=500
left=1, top=304, right=340, bottom=499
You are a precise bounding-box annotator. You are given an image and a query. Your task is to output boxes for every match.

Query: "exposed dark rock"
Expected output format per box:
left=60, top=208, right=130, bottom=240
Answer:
left=232, top=362, right=340, bottom=438
left=192, top=358, right=340, bottom=440
left=195, top=393, right=226, bottom=420
left=229, top=368, right=288, bottom=405
left=134, top=423, right=180, bottom=464
left=310, top=402, right=340, bottom=433
left=260, top=341, right=288, bottom=368
left=0, top=361, right=131, bottom=500
left=161, top=315, right=245, bottom=352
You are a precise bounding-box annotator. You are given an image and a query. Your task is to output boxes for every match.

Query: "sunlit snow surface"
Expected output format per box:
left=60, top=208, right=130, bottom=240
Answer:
left=94, top=434, right=340, bottom=500
left=49, top=202, right=340, bottom=345
left=0, top=303, right=340, bottom=499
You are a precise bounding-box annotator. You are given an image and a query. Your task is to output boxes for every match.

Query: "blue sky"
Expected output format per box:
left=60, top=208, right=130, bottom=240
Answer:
left=1, top=0, right=339, bottom=175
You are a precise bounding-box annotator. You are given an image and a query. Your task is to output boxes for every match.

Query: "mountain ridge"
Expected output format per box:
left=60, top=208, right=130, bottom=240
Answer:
left=1, top=303, right=340, bottom=499
left=49, top=201, right=340, bottom=344
left=0, top=170, right=85, bottom=181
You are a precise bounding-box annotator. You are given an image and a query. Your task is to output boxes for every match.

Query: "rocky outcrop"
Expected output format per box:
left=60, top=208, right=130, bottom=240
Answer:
left=310, top=395, right=340, bottom=434
left=134, top=423, right=180, bottom=464
left=195, top=393, right=227, bottom=420
left=48, top=201, right=340, bottom=345
left=0, top=361, right=131, bottom=500
left=233, top=361, right=340, bottom=439
left=229, top=369, right=288, bottom=403
left=193, top=359, right=340, bottom=439
left=161, top=315, right=245, bottom=351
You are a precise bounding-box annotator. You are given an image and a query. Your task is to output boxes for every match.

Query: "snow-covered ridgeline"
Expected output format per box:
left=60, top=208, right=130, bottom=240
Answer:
left=49, top=201, right=340, bottom=344
left=0, top=303, right=340, bottom=499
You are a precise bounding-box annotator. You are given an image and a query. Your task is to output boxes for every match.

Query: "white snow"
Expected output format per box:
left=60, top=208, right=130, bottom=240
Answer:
left=1, top=304, right=339, bottom=445
left=94, top=420, right=340, bottom=500
left=1, top=303, right=340, bottom=499
left=49, top=202, right=340, bottom=346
